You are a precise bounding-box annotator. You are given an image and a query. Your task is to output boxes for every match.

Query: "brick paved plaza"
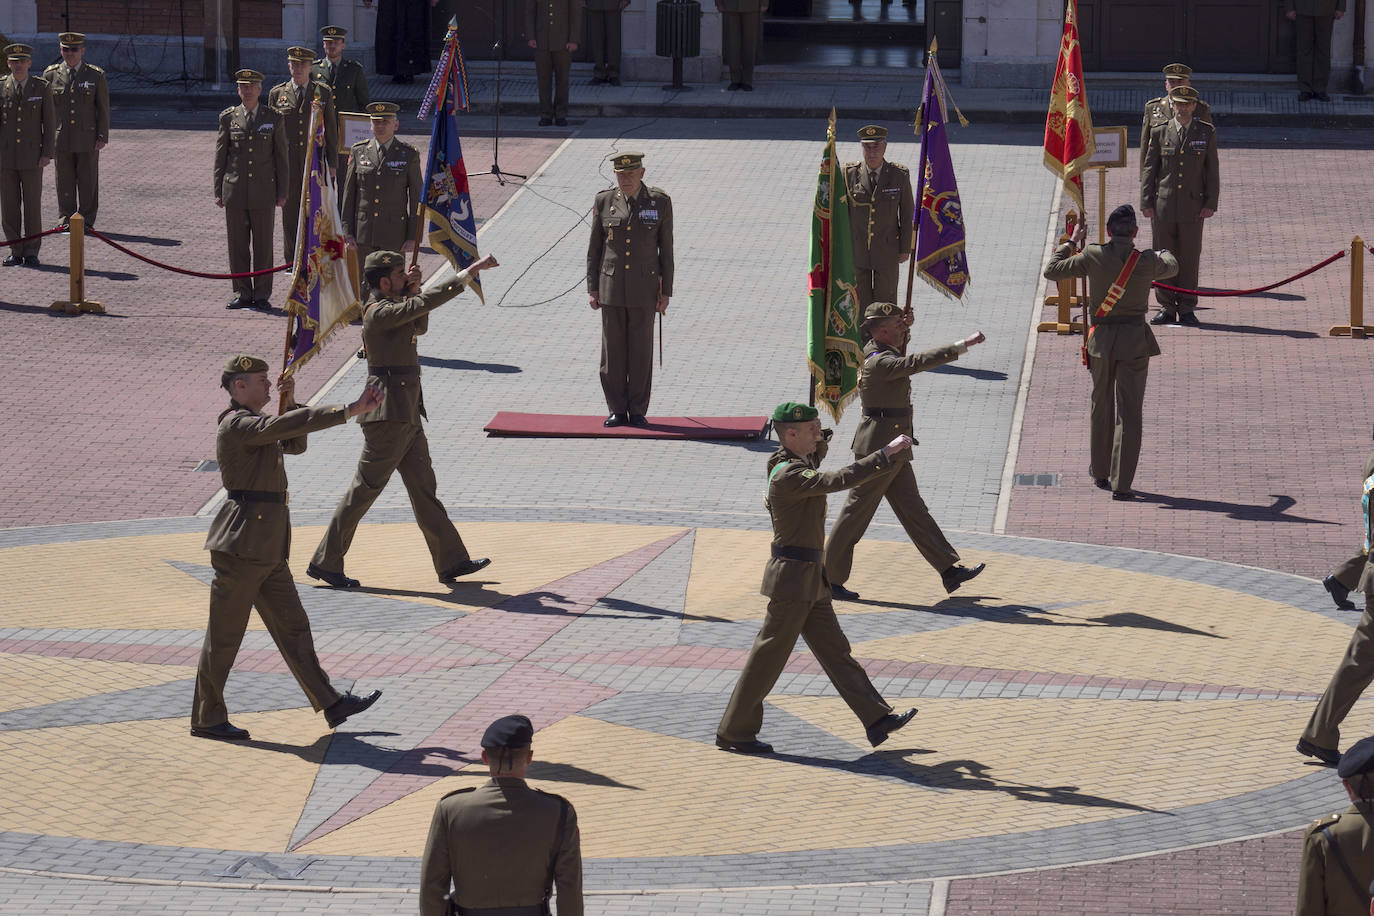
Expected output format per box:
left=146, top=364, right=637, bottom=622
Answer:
left=0, top=101, right=1372, bottom=914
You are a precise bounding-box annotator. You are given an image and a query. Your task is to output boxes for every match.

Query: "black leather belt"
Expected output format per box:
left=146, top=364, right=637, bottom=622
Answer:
left=454, top=905, right=550, bottom=916
left=771, top=545, right=823, bottom=563
left=368, top=365, right=420, bottom=376
left=226, top=489, right=287, bottom=504
left=862, top=407, right=912, bottom=418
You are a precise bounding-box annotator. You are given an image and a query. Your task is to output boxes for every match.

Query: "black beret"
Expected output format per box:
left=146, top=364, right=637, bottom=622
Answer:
left=481, top=714, right=534, bottom=749
left=1107, top=204, right=1137, bottom=234
left=1339, top=735, right=1374, bottom=778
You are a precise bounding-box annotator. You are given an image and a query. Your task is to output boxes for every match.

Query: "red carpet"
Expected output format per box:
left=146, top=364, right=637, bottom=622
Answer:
left=484, top=412, right=769, bottom=440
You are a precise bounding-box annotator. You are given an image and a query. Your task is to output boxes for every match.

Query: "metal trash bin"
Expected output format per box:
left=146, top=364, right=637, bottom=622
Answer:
left=655, top=0, right=702, bottom=90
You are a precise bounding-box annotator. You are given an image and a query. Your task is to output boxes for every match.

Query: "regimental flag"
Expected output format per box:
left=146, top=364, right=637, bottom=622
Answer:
left=1043, top=0, right=1095, bottom=210
left=283, top=102, right=360, bottom=379
left=807, top=109, right=862, bottom=422
left=420, top=20, right=482, bottom=301
left=914, top=41, right=970, bottom=301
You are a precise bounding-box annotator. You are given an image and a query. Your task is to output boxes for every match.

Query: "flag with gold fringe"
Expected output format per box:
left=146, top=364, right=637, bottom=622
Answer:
left=1043, top=0, right=1095, bottom=210
left=807, top=109, right=862, bottom=422
left=914, top=40, right=970, bottom=301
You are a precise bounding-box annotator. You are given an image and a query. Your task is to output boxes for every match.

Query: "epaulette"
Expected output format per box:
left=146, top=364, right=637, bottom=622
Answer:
left=1145, top=96, right=1166, bottom=107
left=43, top=62, right=59, bottom=72
left=351, top=137, right=370, bottom=148
left=532, top=787, right=570, bottom=804
left=439, top=786, right=478, bottom=801
left=844, top=161, right=861, bottom=170
left=313, top=57, right=327, bottom=66
left=86, top=63, right=104, bottom=73
left=888, top=162, right=909, bottom=172
left=221, top=105, right=238, bottom=117
left=1308, top=812, right=1343, bottom=834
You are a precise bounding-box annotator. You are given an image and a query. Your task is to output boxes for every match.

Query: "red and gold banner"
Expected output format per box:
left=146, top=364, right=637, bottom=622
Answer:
left=1043, top=0, right=1095, bottom=210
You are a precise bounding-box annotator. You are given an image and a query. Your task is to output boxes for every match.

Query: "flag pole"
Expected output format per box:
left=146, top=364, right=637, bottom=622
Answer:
left=905, top=38, right=937, bottom=319
left=280, top=99, right=323, bottom=414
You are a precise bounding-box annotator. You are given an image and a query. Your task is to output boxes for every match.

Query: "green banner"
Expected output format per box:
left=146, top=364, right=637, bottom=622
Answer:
left=807, top=110, right=862, bottom=421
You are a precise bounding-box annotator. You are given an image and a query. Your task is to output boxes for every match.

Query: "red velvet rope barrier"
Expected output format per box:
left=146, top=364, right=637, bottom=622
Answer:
left=1151, top=250, right=1346, bottom=297
left=1, top=226, right=67, bottom=247
left=86, top=228, right=290, bottom=280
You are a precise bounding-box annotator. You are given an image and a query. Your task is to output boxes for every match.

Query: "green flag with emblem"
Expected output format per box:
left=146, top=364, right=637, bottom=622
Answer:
left=807, top=109, right=862, bottom=421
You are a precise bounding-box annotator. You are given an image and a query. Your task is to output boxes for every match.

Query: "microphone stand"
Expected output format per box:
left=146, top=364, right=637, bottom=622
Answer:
left=487, top=3, right=526, bottom=185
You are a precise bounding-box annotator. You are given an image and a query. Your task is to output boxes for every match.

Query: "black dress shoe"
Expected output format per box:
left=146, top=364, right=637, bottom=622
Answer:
left=866, top=708, right=917, bottom=747
left=1093, top=477, right=1111, bottom=491
left=727, top=82, right=741, bottom=91
left=830, top=583, right=860, bottom=601
left=325, top=690, right=382, bottom=728
left=306, top=563, right=360, bottom=589
left=538, top=117, right=553, bottom=126
left=1112, top=489, right=1138, bottom=501
left=554, top=117, right=568, bottom=126
left=604, top=413, right=627, bottom=427
left=590, top=76, right=606, bottom=85
left=941, top=562, right=985, bottom=594
left=1324, top=575, right=1358, bottom=611
left=253, top=298, right=272, bottom=312
left=440, top=557, right=491, bottom=582
left=1, top=255, right=19, bottom=267
left=628, top=414, right=648, bottom=428
left=23, top=256, right=38, bottom=267
left=1299, top=90, right=1314, bottom=101
left=608, top=77, right=621, bottom=86
left=226, top=295, right=248, bottom=310
left=1150, top=310, right=1177, bottom=325
left=741, top=83, right=754, bottom=91
left=1178, top=311, right=1200, bottom=327
left=716, top=735, right=773, bottom=754
left=1315, top=92, right=1332, bottom=102
left=191, top=721, right=250, bottom=741
left=1297, top=738, right=1341, bottom=766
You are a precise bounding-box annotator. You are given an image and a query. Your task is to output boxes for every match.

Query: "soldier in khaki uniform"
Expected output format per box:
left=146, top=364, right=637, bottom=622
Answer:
left=313, top=26, right=370, bottom=175
left=716, top=402, right=919, bottom=754
left=846, top=125, right=914, bottom=315
left=342, top=101, right=421, bottom=288
left=193, top=355, right=385, bottom=741
left=1140, top=86, right=1218, bottom=327
left=269, top=46, right=338, bottom=265
left=0, top=44, right=54, bottom=267
left=214, top=69, right=289, bottom=310
left=715, top=0, right=768, bottom=90
left=420, top=715, right=583, bottom=916
left=308, top=250, right=500, bottom=589
left=525, top=0, right=582, bottom=126
left=1322, top=453, right=1374, bottom=611
left=1045, top=206, right=1178, bottom=499
left=45, top=33, right=108, bottom=230
left=824, top=302, right=987, bottom=601
left=1295, top=735, right=1374, bottom=915
left=1287, top=0, right=1347, bottom=101
left=586, top=152, right=673, bottom=428
left=1139, top=63, right=1213, bottom=166
left=584, top=0, right=629, bottom=85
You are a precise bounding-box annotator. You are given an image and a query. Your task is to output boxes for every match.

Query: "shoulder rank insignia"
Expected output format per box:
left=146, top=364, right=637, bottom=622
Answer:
left=801, top=469, right=817, bottom=478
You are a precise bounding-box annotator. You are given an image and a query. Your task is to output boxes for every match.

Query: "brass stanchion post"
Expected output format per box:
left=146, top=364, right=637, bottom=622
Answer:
left=1096, top=166, right=1107, bottom=244
left=49, top=214, right=104, bottom=315
left=1330, top=235, right=1370, bottom=338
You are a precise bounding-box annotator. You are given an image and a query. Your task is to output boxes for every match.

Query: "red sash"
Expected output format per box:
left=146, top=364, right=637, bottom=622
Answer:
left=1082, top=249, right=1142, bottom=368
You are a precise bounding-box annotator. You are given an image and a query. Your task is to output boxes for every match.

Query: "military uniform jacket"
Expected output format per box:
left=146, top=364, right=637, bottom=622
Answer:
left=845, top=160, right=914, bottom=270
left=1357, top=454, right=1374, bottom=595
left=213, top=103, right=289, bottom=208
left=1285, top=0, right=1346, bottom=14
left=1296, top=803, right=1374, bottom=915
left=267, top=79, right=338, bottom=177
left=43, top=61, right=108, bottom=152
left=419, top=777, right=582, bottom=916
left=342, top=137, right=421, bottom=249
left=359, top=273, right=471, bottom=424
left=525, top=0, right=584, bottom=50
left=204, top=401, right=348, bottom=562
left=0, top=74, right=55, bottom=169
left=763, top=442, right=892, bottom=601
left=851, top=340, right=963, bottom=454
left=1140, top=117, right=1219, bottom=223
left=586, top=184, right=674, bottom=307
left=1045, top=239, right=1179, bottom=360
left=311, top=56, right=370, bottom=114
left=1139, top=96, right=1213, bottom=161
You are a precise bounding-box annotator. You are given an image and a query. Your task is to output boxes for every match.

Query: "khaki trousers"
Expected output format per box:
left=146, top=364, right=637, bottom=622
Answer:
left=1303, top=594, right=1374, bottom=749
left=534, top=49, right=572, bottom=119
left=225, top=206, right=276, bottom=300
left=311, top=420, right=470, bottom=576
left=599, top=305, right=655, bottom=415
left=54, top=150, right=99, bottom=226
left=854, top=263, right=900, bottom=312
left=1333, top=553, right=1370, bottom=591
left=825, top=460, right=959, bottom=587
left=718, top=594, right=891, bottom=741
left=585, top=9, right=622, bottom=79
left=1150, top=217, right=1204, bottom=313
left=721, top=11, right=761, bottom=84
left=1, top=167, right=44, bottom=257
left=283, top=183, right=304, bottom=264
left=192, top=551, right=341, bottom=728
left=1088, top=353, right=1150, bottom=492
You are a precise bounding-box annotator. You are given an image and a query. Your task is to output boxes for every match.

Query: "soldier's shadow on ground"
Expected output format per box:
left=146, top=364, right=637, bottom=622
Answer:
left=1133, top=492, right=1333, bottom=524
left=490, top=590, right=731, bottom=623
left=850, top=595, right=1221, bottom=638
left=17, top=261, right=138, bottom=281
left=418, top=355, right=521, bottom=374
left=1197, top=320, right=1319, bottom=338
left=94, top=230, right=182, bottom=247
left=350, top=581, right=520, bottom=606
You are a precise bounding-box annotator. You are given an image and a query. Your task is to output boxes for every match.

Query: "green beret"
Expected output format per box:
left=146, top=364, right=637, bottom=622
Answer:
left=222, top=354, right=268, bottom=376
left=610, top=151, right=645, bottom=172
left=363, top=250, right=404, bottom=273
left=320, top=25, right=348, bottom=39
left=366, top=101, right=400, bottom=119
left=287, top=46, right=315, bottom=63
left=234, top=68, right=264, bottom=84
left=863, top=301, right=904, bottom=324
left=858, top=124, right=888, bottom=143
left=771, top=402, right=819, bottom=424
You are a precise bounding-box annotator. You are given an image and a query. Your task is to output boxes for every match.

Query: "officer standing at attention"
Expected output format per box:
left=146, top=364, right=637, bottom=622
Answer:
left=846, top=125, right=914, bottom=314
left=716, top=402, right=919, bottom=754
left=1286, top=0, right=1346, bottom=102
left=525, top=0, right=581, bottom=127
left=824, top=302, right=987, bottom=601
left=193, top=356, right=384, bottom=741
left=313, top=26, right=370, bottom=175
left=716, top=0, right=768, bottom=91
left=1044, top=205, right=1178, bottom=501
left=0, top=43, right=54, bottom=267
left=586, top=152, right=673, bottom=428
left=44, top=33, right=108, bottom=231
left=583, top=0, right=629, bottom=86
left=1140, top=85, right=1218, bottom=328
left=214, top=69, right=288, bottom=311
left=269, top=46, right=337, bottom=265
left=308, top=250, right=501, bottom=590
left=1139, top=63, right=1213, bottom=167
left=342, top=101, right=421, bottom=282
left=419, top=714, right=583, bottom=916
left=1295, top=735, right=1374, bottom=914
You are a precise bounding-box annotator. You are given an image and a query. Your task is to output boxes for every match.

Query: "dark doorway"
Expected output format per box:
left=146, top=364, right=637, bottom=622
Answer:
left=763, top=0, right=927, bottom=68
left=1076, top=0, right=1295, bottom=73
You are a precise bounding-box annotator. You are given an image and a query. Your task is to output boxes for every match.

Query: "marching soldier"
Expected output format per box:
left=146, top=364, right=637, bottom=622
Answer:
left=1322, top=451, right=1374, bottom=611
left=824, top=302, right=987, bottom=601
left=716, top=401, right=919, bottom=755
left=586, top=151, right=674, bottom=428
left=308, top=250, right=500, bottom=590
left=525, top=0, right=581, bottom=126
left=194, top=355, right=384, bottom=741
left=0, top=43, right=54, bottom=267
left=419, top=714, right=583, bottom=916
left=268, top=46, right=338, bottom=264
left=45, top=32, right=108, bottom=230
left=716, top=0, right=768, bottom=91
left=313, top=25, right=370, bottom=175
left=1295, top=735, right=1374, bottom=915
left=341, top=101, right=421, bottom=287
left=846, top=125, right=914, bottom=315
left=1139, top=63, right=1213, bottom=166
left=213, top=69, right=288, bottom=311
left=1141, top=85, right=1218, bottom=328
left=584, top=0, right=629, bottom=85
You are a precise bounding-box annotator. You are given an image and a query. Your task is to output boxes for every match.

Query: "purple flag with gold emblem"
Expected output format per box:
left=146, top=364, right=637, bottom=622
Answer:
left=913, top=45, right=970, bottom=301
